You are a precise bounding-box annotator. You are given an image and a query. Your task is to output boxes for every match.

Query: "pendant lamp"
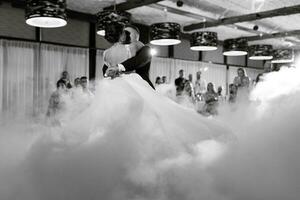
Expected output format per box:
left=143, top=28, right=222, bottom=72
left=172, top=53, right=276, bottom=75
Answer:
left=223, top=38, right=248, bottom=56
left=190, top=31, right=218, bottom=51
left=150, top=22, right=181, bottom=46
left=96, top=10, right=131, bottom=36
left=25, top=0, right=67, bottom=28
left=249, top=45, right=273, bottom=60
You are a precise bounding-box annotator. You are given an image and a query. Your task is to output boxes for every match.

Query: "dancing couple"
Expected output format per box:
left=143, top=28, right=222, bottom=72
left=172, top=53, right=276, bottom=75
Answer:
left=102, top=22, right=155, bottom=89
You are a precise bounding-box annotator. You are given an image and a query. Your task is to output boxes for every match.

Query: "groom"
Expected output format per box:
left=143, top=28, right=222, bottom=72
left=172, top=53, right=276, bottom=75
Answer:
left=102, top=25, right=155, bottom=89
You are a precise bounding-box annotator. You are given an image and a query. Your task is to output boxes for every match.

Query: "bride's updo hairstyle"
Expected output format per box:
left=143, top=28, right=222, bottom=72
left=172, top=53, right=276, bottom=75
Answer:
left=105, top=22, right=124, bottom=44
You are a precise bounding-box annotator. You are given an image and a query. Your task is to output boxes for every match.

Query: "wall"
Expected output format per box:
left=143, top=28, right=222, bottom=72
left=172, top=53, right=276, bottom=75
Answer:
left=41, top=19, right=90, bottom=47
left=0, top=2, right=35, bottom=40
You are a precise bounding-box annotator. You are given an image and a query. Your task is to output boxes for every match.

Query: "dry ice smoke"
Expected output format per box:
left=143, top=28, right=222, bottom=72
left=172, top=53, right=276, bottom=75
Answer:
left=0, top=66, right=300, bottom=200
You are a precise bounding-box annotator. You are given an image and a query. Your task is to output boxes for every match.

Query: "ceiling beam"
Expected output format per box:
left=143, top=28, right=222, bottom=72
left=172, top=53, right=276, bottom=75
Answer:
left=151, top=3, right=300, bottom=45
left=242, top=30, right=300, bottom=41
left=103, top=0, right=163, bottom=11
left=184, top=5, right=300, bottom=32
left=148, top=4, right=206, bottom=21
left=149, top=3, right=265, bottom=35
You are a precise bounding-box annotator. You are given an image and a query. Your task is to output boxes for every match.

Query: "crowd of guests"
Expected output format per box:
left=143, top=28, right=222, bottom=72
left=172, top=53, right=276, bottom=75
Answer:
left=47, top=67, right=265, bottom=122
left=46, top=70, right=93, bottom=125
left=171, top=67, right=262, bottom=116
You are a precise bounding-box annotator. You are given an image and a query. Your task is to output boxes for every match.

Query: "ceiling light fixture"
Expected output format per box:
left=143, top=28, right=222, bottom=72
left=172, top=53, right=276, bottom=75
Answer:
left=190, top=31, right=218, bottom=51
left=271, top=49, right=294, bottom=63
left=150, top=22, right=181, bottom=46
left=25, top=0, right=67, bottom=28
left=249, top=44, right=273, bottom=60
left=223, top=38, right=248, bottom=56
left=96, top=10, right=131, bottom=36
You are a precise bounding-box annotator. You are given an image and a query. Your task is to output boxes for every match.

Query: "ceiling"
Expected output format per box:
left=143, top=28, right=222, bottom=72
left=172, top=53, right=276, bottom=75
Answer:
left=65, top=0, right=300, bottom=49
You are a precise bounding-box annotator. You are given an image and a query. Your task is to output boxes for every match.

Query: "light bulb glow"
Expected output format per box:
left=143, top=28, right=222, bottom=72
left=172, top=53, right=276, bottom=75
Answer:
left=190, top=46, right=217, bottom=51
left=223, top=51, right=248, bottom=56
left=26, top=17, right=67, bottom=28
left=150, top=48, right=157, bottom=56
left=150, top=39, right=181, bottom=46
left=97, top=30, right=105, bottom=36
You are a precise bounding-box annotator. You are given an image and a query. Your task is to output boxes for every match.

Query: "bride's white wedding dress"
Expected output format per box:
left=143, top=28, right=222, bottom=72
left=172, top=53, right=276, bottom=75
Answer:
left=0, top=43, right=232, bottom=200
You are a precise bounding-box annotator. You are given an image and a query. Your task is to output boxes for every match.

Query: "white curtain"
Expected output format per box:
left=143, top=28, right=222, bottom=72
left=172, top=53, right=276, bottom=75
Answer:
left=0, top=40, right=89, bottom=117
left=96, top=49, right=104, bottom=80
left=0, top=39, right=38, bottom=118
left=150, top=57, right=227, bottom=90
left=38, top=44, right=89, bottom=113
left=0, top=40, right=3, bottom=113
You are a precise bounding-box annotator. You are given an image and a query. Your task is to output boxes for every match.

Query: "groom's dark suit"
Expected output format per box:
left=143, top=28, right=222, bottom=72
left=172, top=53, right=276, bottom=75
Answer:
left=102, top=45, right=155, bottom=89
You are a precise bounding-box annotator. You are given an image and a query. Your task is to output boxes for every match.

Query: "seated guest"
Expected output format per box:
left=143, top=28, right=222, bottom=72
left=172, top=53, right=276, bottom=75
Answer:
left=175, top=69, right=187, bottom=96
left=201, top=82, right=218, bottom=116
left=58, top=70, right=72, bottom=89
left=155, top=76, right=162, bottom=86
left=228, top=83, right=238, bottom=103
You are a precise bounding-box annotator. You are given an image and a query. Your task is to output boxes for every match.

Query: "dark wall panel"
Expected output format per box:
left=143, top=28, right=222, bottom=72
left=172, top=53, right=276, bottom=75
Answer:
left=0, top=2, right=35, bottom=39
left=202, top=45, right=224, bottom=63
left=153, top=46, right=169, bottom=58
left=248, top=59, right=264, bottom=69
left=227, top=55, right=246, bottom=66
left=42, top=19, right=89, bottom=46
left=174, top=36, right=198, bottom=61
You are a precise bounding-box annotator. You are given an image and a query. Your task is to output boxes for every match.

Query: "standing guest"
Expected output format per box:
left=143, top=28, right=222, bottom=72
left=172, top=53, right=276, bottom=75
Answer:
left=233, top=68, right=250, bottom=88
left=255, top=73, right=263, bottom=84
left=194, top=71, right=206, bottom=101
left=233, top=68, right=250, bottom=100
left=46, top=80, right=69, bottom=125
left=184, top=74, right=195, bottom=100
left=74, top=77, right=81, bottom=88
left=228, top=83, right=238, bottom=103
left=59, top=70, right=72, bottom=89
left=80, top=76, right=93, bottom=96
left=175, top=69, right=187, bottom=96
left=155, top=76, right=162, bottom=86
left=217, top=86, right=226, bottom=101
left=162, top=76, right=167, bottom=84
left=200, top=82, right=218, bottom=116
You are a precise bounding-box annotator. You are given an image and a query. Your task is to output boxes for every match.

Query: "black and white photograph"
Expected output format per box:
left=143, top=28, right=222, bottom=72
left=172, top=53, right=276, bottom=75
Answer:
left=0, top=0, right=300, bottom=200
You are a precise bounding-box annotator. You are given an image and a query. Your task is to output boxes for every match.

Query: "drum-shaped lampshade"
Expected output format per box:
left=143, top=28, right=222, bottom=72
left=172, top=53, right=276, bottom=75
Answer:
left=96, top=10, right=131, bottom=36
left=271, top=49, right=294, bottom=63
left=25, top=0, right=67, bottom=28
left=249, top=45, right=273, bottom=60
left=190, top=31, right=218, bottom=51
left=223, top=38, right=248, bottom=56
left=150, top=22, right=181, bottom=46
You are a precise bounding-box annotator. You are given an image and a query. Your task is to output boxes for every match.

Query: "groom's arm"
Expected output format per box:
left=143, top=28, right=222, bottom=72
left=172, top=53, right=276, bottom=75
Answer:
left=119, top=46, right=152, bottom=72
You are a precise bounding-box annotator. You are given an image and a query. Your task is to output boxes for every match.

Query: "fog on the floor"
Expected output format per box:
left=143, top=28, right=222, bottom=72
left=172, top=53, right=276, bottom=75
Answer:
left=0, top=66, right=300, bottom=200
